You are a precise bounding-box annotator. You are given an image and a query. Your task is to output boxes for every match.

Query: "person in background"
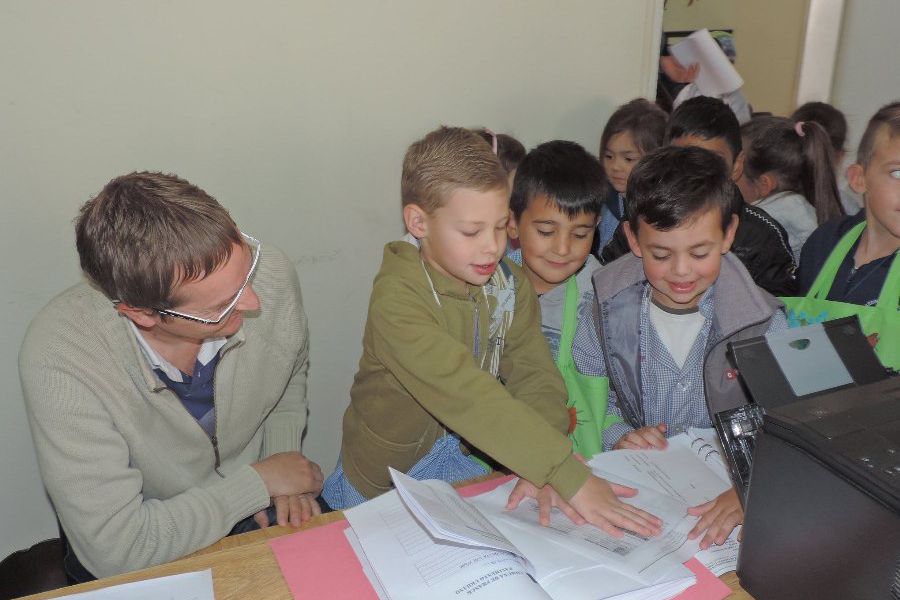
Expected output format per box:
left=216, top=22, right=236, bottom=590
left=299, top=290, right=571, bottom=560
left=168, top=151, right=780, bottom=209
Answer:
left=791, top=101, right=862, bottom=216
left=737, top=116, right=844, bottom=262
left=595, top=98, right=667, bottom=258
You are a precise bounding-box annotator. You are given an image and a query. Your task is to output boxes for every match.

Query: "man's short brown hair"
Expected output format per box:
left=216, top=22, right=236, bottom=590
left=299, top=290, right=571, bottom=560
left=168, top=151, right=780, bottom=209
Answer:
left=857, top=101, right=900, bottom=167
left=401, top=126, right=508, bottom=213
left=75, top=172, right=242, bottom=310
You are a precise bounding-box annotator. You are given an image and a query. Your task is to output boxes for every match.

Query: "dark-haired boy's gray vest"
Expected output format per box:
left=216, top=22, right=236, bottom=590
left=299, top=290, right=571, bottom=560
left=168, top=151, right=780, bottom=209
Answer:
left=592, top=253, right=783, bottom=428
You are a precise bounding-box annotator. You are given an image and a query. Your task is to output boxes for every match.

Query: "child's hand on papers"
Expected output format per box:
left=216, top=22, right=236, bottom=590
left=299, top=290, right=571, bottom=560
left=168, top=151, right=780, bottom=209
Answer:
left=687, top=487, right=743, bottom=549
left=570, top=475, right=663, bottom=538
left=614, top=424, right=668, bottom=450
left=505, top=479, right=586, bottom=527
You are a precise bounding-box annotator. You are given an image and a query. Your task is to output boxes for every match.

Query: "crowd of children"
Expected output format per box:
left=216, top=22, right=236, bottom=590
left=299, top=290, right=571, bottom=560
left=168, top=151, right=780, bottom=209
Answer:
left=324, top=96, right=899, bottom=551
left=22, top=93, right=898, bottom=580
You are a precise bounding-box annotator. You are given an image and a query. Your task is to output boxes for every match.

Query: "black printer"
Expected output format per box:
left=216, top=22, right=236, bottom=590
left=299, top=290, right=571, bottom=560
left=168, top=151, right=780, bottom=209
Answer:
left=716, top=317, right=900, bottom=599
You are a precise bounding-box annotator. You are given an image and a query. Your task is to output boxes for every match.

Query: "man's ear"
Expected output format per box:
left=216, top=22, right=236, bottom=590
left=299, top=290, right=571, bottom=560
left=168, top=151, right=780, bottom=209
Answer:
left=507, top=210, right=520, bottom=240
left=846, top=163, right=867, bottom=196
left=623, top=221, right=642, bottom=258
left=721, top=213, right=740, bottom=254
left=403, top=203, right=429, bottom=239
left=731, top=150, right=745, bottom=182
left=116, top=302, right=159, bottom=328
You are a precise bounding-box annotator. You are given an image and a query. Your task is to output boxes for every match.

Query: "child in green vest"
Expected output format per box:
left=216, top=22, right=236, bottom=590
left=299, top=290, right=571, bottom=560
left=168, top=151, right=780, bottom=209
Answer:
left=506, top=140, right=616, bottom=458
left=796, top=101, right=900, bottom=369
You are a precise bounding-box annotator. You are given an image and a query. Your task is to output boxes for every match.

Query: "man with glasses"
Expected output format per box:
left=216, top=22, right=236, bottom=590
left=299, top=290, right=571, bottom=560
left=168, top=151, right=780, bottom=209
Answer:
left=20, top=172, right=322, bottom=580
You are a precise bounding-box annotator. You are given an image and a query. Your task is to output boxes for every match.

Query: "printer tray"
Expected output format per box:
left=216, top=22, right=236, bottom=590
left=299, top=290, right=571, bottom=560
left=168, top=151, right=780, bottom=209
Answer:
left=737, top=378, right=900, bottom=599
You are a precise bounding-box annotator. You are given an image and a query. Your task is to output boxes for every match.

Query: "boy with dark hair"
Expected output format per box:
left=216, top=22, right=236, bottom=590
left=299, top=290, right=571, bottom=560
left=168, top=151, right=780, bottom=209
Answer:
left=20, top=172, right=321, bottom=579
left=506, top=141, right=610, bottom=456
left=324, top=127, right=660, bottom=538
left=797, top=101, right=900, bottom=368
left=603, top=95, right=797, bottom=295
left=573, top=146, right=788, bottom=549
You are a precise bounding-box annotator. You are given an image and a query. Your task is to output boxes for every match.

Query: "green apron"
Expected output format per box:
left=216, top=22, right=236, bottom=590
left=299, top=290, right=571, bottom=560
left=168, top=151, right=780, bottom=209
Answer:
left=780, top=221, right=900, bottom=370
left=556, top=275, right=619, bottom=459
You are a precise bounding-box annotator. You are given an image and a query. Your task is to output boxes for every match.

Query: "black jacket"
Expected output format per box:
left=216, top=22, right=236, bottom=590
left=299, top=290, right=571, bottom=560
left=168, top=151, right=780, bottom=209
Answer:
left=597, top=187, right=797, bottom=296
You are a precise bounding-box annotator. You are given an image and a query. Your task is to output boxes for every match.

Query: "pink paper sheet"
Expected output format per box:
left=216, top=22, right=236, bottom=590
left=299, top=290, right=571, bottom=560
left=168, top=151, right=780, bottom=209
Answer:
left=269, top=475, right=731, bottom=600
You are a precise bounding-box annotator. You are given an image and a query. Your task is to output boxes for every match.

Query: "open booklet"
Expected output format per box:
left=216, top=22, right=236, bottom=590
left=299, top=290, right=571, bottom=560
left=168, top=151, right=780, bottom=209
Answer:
left=343, top=429, right=734, bottom=600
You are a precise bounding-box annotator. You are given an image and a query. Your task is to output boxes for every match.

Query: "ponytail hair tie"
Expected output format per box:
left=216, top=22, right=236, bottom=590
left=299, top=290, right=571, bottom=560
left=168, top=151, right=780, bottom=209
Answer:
left=794, top=121, right=806, bottom=137
left=485, top=128, right=499, bottom=154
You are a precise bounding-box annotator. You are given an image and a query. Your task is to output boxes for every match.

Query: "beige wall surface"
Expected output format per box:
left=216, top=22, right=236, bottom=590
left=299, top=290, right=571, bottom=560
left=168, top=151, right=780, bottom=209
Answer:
left=832, top=0, right=900, bottom=157
left=0, top=1, right=663, bottom=559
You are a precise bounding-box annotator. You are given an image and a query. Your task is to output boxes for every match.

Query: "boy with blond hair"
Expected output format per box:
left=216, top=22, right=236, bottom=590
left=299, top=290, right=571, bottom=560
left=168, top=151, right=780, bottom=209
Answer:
left=324, top=126, right=659, bottom=537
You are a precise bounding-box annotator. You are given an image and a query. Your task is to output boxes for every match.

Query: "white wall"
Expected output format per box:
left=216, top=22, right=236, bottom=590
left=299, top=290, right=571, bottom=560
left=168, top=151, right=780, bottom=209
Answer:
left=0, top=1, right=662, bottom=557
left=831, top=0, right=900, bottom=155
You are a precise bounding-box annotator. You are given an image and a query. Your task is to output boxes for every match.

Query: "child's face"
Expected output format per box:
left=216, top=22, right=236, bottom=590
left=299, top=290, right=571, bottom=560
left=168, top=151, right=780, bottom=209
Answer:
left=848, top=131, right=900, bottom=240
left=624, top=207, right=738, bottom=310
left=410, top=186, right=509, bottom=289
left=507, top=196, right=598, bottom=295
left=603, top=131, right=641, bottom=194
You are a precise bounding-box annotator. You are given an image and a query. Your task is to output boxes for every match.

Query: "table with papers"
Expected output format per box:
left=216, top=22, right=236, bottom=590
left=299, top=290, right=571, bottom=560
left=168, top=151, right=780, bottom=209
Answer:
left=18, top=433, right=753, bottom=600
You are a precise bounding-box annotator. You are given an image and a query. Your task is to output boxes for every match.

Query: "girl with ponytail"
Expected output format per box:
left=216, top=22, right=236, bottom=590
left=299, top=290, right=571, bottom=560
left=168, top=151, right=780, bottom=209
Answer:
left=737, top=116, right=844, bottom=261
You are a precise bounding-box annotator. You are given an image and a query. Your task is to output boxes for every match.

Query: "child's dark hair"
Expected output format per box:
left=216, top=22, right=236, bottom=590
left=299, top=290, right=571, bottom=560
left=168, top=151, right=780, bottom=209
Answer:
left=510, top=141, right=605, bottom=219
left=666, top=96, right=742, bottom=159
left=741, top=116, right=843, bottom=224
left=599, top=98, right=668, bottom=158
left=790, top=102, right=847, bottom=156
left=625, top=146, right=734, bottom=235
left=856, top=100, right=900, bottom=167
left=473, top=128, right=526, bottom=175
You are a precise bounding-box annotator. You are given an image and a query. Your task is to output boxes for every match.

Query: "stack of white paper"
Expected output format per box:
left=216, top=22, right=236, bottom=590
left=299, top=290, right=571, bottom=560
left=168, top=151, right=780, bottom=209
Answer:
left=344, top=430, right=738, bottom=600
left=669, top=29, right=743, bottom=95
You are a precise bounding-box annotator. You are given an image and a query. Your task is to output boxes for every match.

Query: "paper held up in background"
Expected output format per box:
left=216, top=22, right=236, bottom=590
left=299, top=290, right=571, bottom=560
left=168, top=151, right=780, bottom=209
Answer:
left=49, top=570, right=215, bottom=600
left=669, top=29, right=743, bottom=95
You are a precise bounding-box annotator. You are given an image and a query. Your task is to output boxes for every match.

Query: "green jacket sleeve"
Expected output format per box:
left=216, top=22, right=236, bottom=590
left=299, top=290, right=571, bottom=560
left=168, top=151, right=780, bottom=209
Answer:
left=499, top=264, right=570, bottom=435
left=368, top=277, right=589, bottom=500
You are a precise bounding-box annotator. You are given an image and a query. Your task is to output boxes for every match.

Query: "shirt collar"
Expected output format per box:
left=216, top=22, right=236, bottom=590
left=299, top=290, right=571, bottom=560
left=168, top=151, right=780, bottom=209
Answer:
left=127, top=321, right=227, bottom=383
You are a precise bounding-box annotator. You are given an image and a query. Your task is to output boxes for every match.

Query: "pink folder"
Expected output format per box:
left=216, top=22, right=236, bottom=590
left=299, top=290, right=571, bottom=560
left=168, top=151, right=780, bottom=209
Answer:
left=269, top=476, right=732, bottom=600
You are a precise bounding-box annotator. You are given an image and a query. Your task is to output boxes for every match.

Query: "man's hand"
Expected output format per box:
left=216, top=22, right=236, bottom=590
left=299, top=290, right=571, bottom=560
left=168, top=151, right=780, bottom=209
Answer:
left=251, top=451, right=323, bottom=498
left=505, top=479, right=586, bottom=527
left=688, top=487, right=743, bottom=550
left=253, top=493, right=322, bottom=528
left=569, top=474, right=662, bottom=538
left=614, top=424, right=668, bottom=450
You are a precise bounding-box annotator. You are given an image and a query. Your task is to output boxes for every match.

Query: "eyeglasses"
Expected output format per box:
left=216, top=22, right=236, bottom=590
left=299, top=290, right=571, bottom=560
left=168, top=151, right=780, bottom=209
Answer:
left=155, top=233, right=262, bottom=325
left=113, top=233, right=262, bottom=325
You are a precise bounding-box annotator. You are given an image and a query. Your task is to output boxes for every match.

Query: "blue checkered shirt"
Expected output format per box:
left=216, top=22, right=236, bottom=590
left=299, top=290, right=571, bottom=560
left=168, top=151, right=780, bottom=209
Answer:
left=573, top=283, right=788, bottom=450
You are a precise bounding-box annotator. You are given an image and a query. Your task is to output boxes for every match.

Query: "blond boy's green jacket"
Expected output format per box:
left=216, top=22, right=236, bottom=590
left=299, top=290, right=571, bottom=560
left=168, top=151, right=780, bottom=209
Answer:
left=340, top=239, right=590, bottom=500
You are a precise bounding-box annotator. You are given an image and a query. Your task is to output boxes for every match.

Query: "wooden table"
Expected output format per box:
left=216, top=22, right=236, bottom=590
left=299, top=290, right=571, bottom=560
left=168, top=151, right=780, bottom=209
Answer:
left=20, top=511, right=753, bottom=600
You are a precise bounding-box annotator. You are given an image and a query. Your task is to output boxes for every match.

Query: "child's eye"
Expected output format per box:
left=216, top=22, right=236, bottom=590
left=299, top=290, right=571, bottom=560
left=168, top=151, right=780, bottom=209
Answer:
left=462, top=230, right=480, bottom=238
left=537, top=229, right=554, bottom=237
left=603, top=153, right=613, bottom=161
left=691, top=253, right=710, bottom=259
left=651, top=254, right=670, bottom=261
left=573, top=233, right=589, bottom=240
left=890, top=169, right=900, bottom=179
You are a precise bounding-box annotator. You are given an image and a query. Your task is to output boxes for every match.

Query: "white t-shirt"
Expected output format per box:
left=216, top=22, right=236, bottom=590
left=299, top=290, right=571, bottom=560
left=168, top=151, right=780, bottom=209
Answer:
left=648, top=298, right=706, bottom=369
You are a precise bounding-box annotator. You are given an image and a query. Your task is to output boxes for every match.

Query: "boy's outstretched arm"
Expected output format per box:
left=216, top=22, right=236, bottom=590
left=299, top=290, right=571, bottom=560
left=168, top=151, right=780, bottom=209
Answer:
left=506, top=474, right=662, bottom=538
left=687, top=486, right=743, bottom=549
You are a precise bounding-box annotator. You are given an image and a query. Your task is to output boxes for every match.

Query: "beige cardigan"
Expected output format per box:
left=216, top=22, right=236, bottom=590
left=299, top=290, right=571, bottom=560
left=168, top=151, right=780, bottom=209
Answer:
left=19, top=245, right=309, bottom=577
